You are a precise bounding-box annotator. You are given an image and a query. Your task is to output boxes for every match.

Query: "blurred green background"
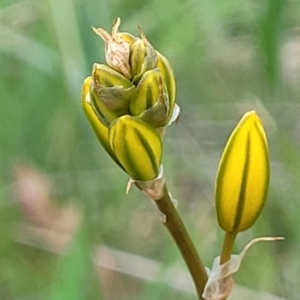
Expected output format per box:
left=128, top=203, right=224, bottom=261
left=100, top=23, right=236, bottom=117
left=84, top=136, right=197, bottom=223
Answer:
left=1, top=0, right=300, bottom=299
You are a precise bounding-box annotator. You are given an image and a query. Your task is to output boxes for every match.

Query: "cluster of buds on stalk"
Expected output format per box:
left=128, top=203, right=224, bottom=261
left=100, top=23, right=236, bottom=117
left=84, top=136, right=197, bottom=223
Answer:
left=81, top=18, right=179, bottom=186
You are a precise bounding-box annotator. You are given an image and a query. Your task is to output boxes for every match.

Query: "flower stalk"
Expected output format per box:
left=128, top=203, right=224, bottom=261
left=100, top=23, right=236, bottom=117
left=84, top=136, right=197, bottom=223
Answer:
left=155, top=184, right=208, bottom=299
left=220, top=232, right=237, bottom=265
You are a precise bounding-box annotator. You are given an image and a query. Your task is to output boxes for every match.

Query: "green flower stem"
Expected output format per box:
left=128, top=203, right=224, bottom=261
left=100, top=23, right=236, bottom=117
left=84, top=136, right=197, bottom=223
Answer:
left=219, top=232, right=237, bottom=300
left=155, top=183, right=208, bottom=299
left=220, top=231, right=237, bottom=265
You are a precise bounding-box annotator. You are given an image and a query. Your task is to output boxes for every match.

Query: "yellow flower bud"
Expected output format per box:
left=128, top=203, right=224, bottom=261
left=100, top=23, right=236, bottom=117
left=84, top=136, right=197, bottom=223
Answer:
left=92, top=63, right=133, bottom=88
left=130, top=28, right=158, bottom=83
left=109, top=116, right=162, bottom=181
left=130, top=39, right=147, bottom=79
left=90, top=64, right=135, bottom=124
left=215, top=111, right=270, bottom=233
left=129, top=69, right=169, bottom=128
left=81, top=77, right=122, bottom=168
left=156, top=52, right=176, bottom=123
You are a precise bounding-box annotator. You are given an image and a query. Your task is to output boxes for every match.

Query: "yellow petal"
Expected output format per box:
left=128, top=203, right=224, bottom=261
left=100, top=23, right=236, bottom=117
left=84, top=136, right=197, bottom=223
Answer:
left=215, top=111, right=270, bottom=233
left=109, top=116, right=162, bottom=181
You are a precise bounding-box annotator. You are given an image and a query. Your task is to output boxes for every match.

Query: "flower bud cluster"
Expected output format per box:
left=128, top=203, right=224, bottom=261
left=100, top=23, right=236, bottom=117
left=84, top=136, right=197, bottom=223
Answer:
left=82, top=18, right=179, bottom=181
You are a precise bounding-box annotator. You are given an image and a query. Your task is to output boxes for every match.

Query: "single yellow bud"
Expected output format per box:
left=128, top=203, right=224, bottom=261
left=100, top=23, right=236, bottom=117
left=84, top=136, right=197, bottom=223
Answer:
left=129, top=69, right=169, bottom=128
left=215, top=111, right=270, bottom=233
left=81, top=77, right=122, bottom=168
left=130, top=39, right=147, bottom=79
left=130, top=69, right=167, bottom=113
left=130, top=28, right=158, bottom=83
left=156, top=52, right=176, bottom=123
left=109, top=115, right=162, bottom=181
left=90, top=64, right=135, bottom=124
left=92, top=63, right=133, bottom=88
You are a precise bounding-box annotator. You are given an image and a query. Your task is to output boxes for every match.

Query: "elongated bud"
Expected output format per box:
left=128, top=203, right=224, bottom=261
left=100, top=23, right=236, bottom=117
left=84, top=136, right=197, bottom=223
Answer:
left=81, top=77, right=122, bottom=168
left=130, top=39, right=146, bottom=79
left=215, top=111, right=270, bottom=233
left=92, top=17, right=132, bottom=79
left=109, top=116, right=162, bottom=181
left=156, top=52, right=176, bottom=122
left=91, top=64, right=135, bottom=124
left=130, top=27, right=158, bottom=84
left=130, top=69, right=169, bottom=127
left=138, top=27, right=158, bottom=73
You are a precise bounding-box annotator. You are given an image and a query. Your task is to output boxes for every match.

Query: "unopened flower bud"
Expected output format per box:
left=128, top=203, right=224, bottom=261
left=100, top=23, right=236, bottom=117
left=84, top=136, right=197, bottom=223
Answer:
left=81, top=77, right=122, bottom=168
left=90, top=63, right=135, bottom=124
left=109, top=115, right=162, bottom=181
left=130, top=39, right=147, bottom=79
left=130, top=28, right=157, bottom=83
left=156, top=52, right=176, bottom=123
left=215, top=111, right=270, bottom=233
left=130, top=69, right=169, bottom=128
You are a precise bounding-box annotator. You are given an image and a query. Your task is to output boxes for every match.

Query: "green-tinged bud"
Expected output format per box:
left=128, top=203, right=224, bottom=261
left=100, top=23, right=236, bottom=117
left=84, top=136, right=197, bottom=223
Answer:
left=130, top=27, right=158, bottom=84
left=118, top=32, right=136, bottom=45
left=138, top=27, right=158, bottom=73
left=215, top=111, right=270, bottom=233
left=92, top=63, right=133, bottom=88
left=91, top=64, right=135, bottom=124
left=130, top=39, right=146, bottom=79
left=81, top=77, right=122, bottom=168
left=130, top=69, right=169, bottom=128
left=109, top=115, right=162, bottom=181
left=156, top=52, right=176, bottom=123
left=92, top=17, right=132, bottom=79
